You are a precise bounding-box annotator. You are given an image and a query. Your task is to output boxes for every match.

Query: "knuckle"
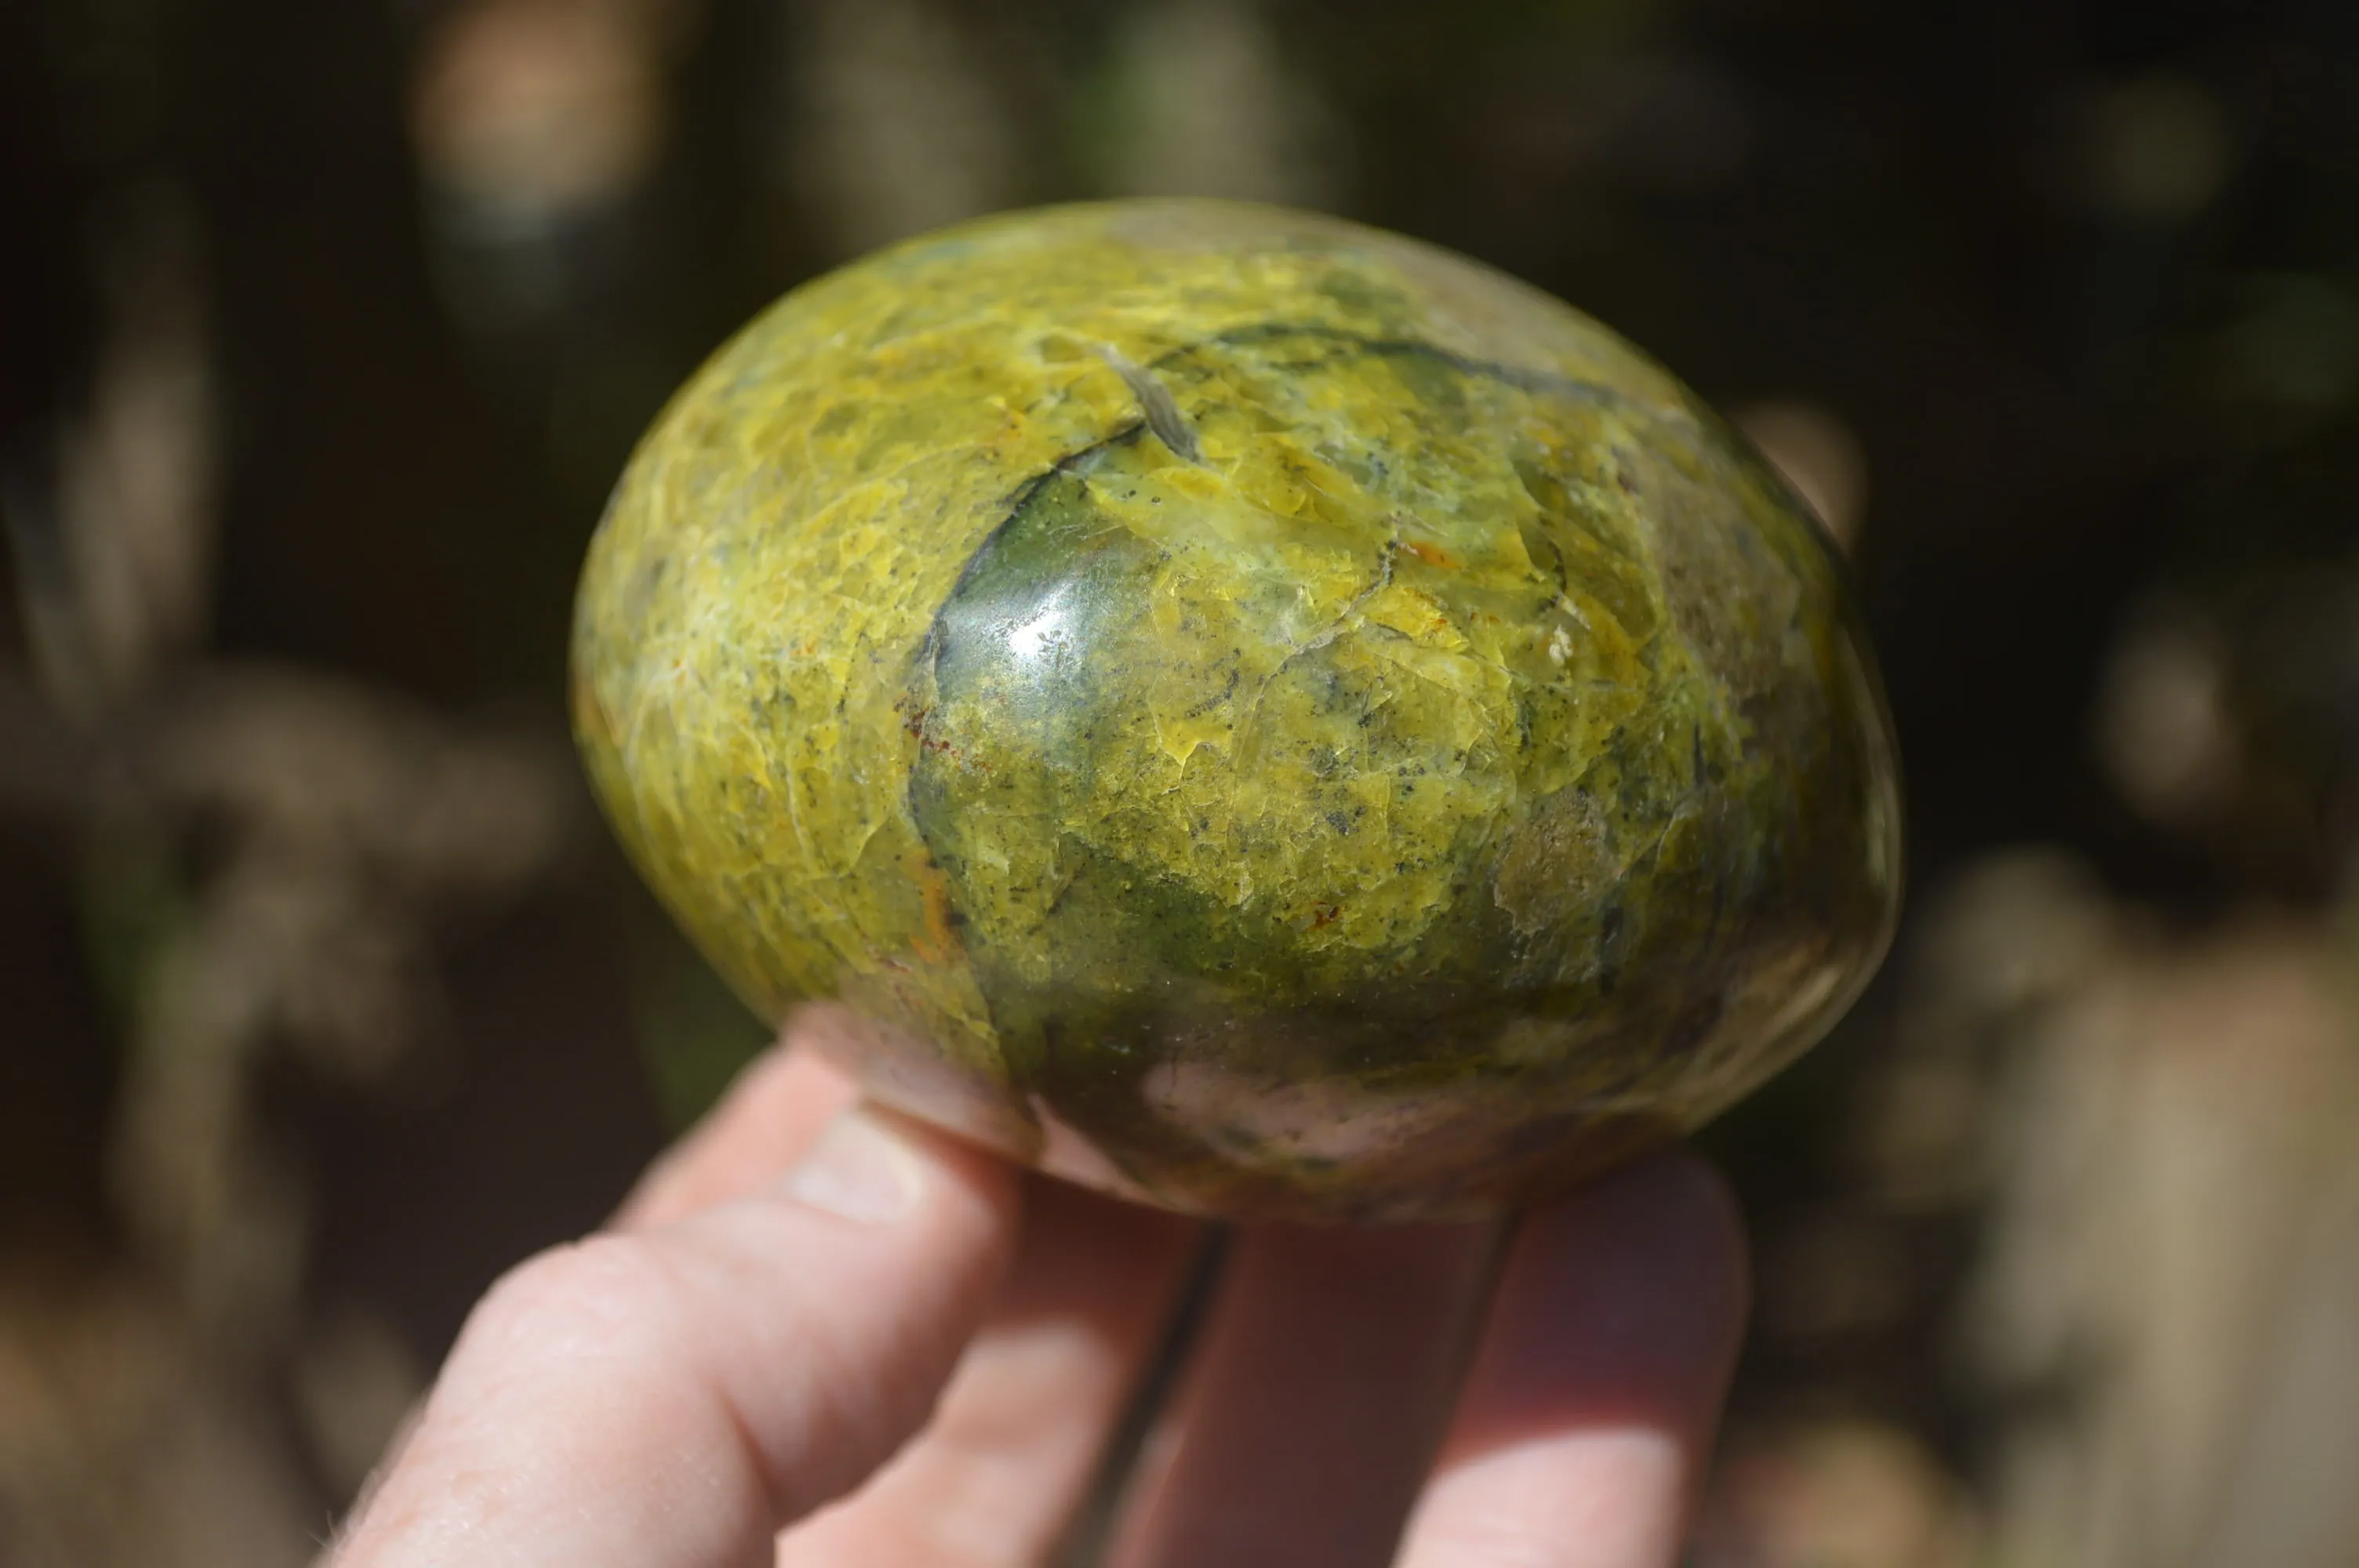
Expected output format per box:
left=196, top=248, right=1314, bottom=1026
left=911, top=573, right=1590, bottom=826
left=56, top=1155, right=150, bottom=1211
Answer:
left=465, top=1232, right=695, bottom=1370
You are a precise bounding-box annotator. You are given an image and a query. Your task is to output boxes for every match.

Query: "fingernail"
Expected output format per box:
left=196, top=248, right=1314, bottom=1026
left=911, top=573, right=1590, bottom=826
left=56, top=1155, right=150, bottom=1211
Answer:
left=783, top=1108, right=920, bottom=1224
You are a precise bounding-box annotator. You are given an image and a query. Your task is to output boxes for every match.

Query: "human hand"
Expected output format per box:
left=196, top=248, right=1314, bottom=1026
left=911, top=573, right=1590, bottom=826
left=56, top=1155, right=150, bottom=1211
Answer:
left=330, top=1019, right=1747, bottom=1568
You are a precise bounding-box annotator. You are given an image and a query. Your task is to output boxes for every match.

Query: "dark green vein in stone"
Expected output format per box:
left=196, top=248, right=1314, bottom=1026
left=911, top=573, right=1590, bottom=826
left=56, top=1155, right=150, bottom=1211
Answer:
left=1151, top=322, right=1639, bottom=409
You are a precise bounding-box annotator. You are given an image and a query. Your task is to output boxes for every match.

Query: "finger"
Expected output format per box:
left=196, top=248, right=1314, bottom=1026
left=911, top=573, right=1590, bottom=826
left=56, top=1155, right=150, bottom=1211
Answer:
left=1393, top=1151, right=1749, bottom=1568
left=334, top=1106, right=1021, bottom=1568
left=779, top=1175, right=1201, bottom=1567
left=1108, top=1219, right=1503, bottom=1568
left=340, top=1037, right=856, bottom=1528
left=619, top=1033, right=860, bottom=1229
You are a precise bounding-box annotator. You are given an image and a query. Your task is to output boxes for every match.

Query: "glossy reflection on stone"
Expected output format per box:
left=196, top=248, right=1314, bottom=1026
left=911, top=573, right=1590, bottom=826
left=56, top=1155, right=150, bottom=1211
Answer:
left=572, top=198, right=1903, bottom=1221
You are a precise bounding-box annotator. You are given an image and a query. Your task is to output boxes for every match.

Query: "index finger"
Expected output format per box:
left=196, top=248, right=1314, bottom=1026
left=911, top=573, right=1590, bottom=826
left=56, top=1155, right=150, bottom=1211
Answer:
left=335, top=1102, right=1021, bottom=1568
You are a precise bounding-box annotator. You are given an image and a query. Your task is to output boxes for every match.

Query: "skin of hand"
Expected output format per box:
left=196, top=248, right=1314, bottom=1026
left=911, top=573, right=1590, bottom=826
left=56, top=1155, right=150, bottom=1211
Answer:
left=329, top=1014, right=1749, bottom=1568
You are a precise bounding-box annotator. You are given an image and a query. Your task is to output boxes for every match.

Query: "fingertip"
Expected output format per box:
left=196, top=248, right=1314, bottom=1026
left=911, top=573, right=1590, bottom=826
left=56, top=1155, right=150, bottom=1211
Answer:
left=1478, top=1149, right=1750, bottom=1436
left=782, top=1100, right=1025, bottom=1237
left=1395, top=1149, right=1752, bottom=1568
left=1525, top=1145, right=1747, bottom=1265
left=1521, top=1149, right=1751, bottom=1349
left=618, top=1038, right=859, bottom=1229
left=1593, top=1145, right=1747, bottom=1270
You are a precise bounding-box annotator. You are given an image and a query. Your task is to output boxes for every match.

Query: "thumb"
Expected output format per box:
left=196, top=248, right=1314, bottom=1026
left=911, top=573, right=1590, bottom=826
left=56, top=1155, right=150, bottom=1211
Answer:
left=334, top=1105, right=1021, bottom=1568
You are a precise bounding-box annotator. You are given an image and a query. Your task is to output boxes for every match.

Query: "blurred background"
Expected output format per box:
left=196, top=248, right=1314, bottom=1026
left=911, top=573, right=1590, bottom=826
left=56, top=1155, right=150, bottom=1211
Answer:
left=3, top=0, right=2357, bottom=1563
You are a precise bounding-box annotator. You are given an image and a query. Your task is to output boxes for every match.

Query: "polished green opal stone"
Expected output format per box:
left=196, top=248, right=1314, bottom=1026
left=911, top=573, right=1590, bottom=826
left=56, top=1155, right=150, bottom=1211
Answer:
left=572, top=199, right=1902, bottom=1221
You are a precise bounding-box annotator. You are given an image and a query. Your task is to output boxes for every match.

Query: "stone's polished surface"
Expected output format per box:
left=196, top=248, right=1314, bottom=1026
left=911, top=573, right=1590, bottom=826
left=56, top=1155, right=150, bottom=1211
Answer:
left=572, top=199, right=1903, bottom=1221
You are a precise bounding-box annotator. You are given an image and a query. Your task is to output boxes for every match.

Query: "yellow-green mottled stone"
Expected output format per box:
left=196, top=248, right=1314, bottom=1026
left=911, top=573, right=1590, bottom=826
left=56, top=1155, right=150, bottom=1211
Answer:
left=572, top=198, right=1902, bottom=1221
